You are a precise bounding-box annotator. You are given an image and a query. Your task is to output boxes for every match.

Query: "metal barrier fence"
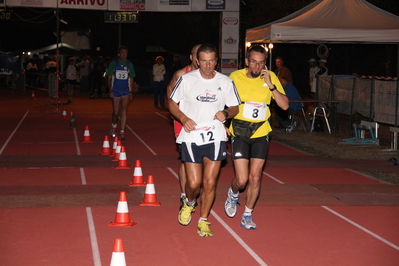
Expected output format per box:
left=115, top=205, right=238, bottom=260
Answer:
left=317, top=75, right=399, bottom=127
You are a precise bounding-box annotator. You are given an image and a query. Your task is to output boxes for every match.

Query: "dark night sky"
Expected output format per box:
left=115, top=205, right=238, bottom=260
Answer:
left=2, top=0, right=398, bottom=56
left=1, top=0, right=399, bottom=93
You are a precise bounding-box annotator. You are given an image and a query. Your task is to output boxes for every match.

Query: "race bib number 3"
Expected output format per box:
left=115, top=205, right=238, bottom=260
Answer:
left=243, top=101, right=267, bottom=121
left=115, top=70, right=128, bottom=80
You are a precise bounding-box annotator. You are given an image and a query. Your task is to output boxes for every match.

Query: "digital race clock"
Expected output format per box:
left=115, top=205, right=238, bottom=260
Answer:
left=104, top=12, right=139, bottom=23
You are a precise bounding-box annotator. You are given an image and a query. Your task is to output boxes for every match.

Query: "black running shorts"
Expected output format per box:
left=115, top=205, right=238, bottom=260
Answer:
left=180, top=141, right=227, bottom=163
left=231, top=136, right=269, bottom=160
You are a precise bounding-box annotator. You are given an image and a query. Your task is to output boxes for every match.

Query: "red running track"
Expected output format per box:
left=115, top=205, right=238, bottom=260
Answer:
left=0, top=93, right=398, bottom=266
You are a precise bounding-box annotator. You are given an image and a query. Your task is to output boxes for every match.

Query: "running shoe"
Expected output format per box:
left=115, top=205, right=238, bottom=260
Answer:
left=119, top=130, right=126, bottom=140
left=285, top=120, right=297, bottom=133
left=240, top=214, right=257, bottom=230
left=110, top=127, right=116, bottom=138
left=178, top=199, right=195, bottom=226
left=224, top=188, right=240, bottom=218
left=179, top=195, right=186, bottom=210
left=197, top=220, right=213, bottom=237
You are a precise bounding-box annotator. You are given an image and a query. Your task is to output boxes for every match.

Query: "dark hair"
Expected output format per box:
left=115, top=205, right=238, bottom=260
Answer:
left=117, top=46, right=128, bottom=54
left=196, top=44, right=218, bottom=59
left=247, top=45, right=268, bottom=59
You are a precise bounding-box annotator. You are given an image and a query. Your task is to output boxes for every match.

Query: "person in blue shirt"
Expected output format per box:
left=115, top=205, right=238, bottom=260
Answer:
left=106, top=46, right=136, bottom=140
left=274, top=77, right=302, bottom=132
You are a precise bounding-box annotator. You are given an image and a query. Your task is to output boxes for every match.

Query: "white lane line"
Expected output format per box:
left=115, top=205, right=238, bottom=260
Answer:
left=73, top=127, right=81, bottom=155
left=167, top=167, right=179, bottom=179
left=211, top=211, right=268, bottom=266
left=322, top=206, right=399, bottom=251
left=86, top=207, right=102, bottom=266
left=126, top=124, right=157, bottom=155
left=22, top=142, right=76, bottom=144
left=75, top=127, right=100, bottom=264
left=167, top=167, right=268, bottom=266
left=0, top=110, right=29, bottom=155
left=80, top=167, right=87, bottom=185
left=263, top=171, right=285, bottom=184
left=155, top=112, right=173, bottom=121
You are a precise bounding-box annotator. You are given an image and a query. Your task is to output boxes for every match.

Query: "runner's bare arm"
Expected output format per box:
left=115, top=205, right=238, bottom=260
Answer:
left=168, top=98, right=197, bottom=132
left=166, top=68, right=185, bottom=100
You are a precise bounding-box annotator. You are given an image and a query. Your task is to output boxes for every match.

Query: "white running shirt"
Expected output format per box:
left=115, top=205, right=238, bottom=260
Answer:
left=170, top=69, right=240, bottom=145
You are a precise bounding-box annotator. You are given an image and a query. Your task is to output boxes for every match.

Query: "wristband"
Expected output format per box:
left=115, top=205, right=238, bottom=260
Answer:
left=269, top=86, right=276, bottom=91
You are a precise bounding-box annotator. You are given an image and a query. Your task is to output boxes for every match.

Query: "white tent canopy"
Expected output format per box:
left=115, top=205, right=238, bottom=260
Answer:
left=246, top=0, right=399, bottom=44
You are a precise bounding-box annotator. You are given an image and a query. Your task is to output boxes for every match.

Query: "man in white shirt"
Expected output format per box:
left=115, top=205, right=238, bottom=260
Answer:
left=169, top=44, right=240, bottom=237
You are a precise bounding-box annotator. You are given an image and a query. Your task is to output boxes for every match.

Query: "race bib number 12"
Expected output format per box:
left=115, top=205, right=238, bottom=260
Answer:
left=186, top=123, right=225, bottom=146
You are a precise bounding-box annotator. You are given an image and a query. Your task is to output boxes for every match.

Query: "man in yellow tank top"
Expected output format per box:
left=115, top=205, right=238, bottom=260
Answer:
left=225, top=45, right=289, bottom=230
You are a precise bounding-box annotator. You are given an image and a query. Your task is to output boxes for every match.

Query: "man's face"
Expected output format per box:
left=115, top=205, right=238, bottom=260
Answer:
left=246, top=51, right=266, bottom=78
left=118, top=49, right=128, bottom=61
left=275, top=59, right=283, bottom=68
left=197, top=51, right=217, bottom=78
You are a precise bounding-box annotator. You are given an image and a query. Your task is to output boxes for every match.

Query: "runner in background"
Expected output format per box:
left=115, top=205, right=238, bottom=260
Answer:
left=106, top=46, right=136, bottom=140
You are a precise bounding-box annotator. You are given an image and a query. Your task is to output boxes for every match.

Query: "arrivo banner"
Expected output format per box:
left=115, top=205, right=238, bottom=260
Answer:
left=59, top=0, right=107, bottom=9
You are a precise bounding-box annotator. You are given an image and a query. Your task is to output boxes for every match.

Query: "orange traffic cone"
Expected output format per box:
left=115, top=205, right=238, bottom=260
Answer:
left=81, top=125, right=93, bottom=143
left=129, top=160, right=146, bottom=186
left=115, top=146, right=131, bottom=169
left=109, top=191, right=137, bottom=227
left=99, top=135, right=111, bottom=155
left=112, top=141, right=122, bottom=161
left=109, top=136, right=118, bottom=157
left=140, top=175, right=161, bottom=206
left=110, top=238, right=126, bottom=266
left=31, top=90, right=36, bottom=100
left=61, top=108, right=68, bottom=120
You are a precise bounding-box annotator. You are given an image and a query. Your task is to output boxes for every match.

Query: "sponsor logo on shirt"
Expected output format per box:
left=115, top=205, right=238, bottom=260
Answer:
left=196, top=89, right=217, bottom=102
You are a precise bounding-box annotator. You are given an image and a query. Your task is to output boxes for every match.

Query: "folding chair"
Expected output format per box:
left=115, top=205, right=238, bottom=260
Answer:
left=289, top=104, right=308, bottom=132
left=310, top=106, right=331, bottom=134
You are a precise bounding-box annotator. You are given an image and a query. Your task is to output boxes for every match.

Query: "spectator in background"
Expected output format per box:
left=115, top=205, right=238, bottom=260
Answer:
left=33, top=54, right=44, bottom=88
left=63, top=57, right=79, bottom=104
left=153, top=56, right=166, bottom=108
left=91, top=56, right=105, bottom=99
left=167, top=54, right=183, bottom=82
left=317, top=58, right=328, bottom=76
left=45, top=56, right=58, bottom=97
left=26, top=58, right=38, bottom=90
left=274, top=77, right=302, bottom=133
left=308, top=58, right=320, bottom=98
left=79, top=55, right=91, bottom=94
left=274, top=56, right=293, bottom=84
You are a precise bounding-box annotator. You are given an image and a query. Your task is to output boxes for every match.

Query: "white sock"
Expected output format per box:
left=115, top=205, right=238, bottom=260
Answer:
left=198, top=217, right=207, bottom=223
left=181, top=193, right=186, bottom=198
left=244, top=206, right=253, bottom=216
left=112, top=124, right=117, bottom=128
left=186, top=198, right=195, bottom=207
left=229, top=187, right=239, bottom=198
